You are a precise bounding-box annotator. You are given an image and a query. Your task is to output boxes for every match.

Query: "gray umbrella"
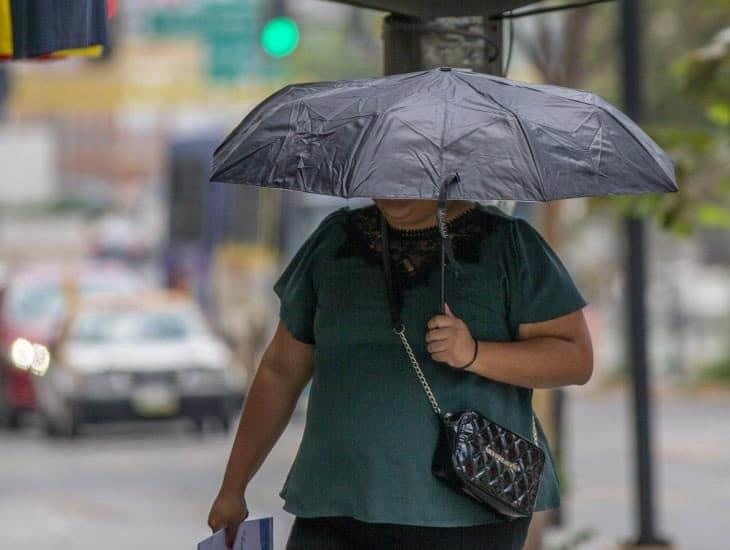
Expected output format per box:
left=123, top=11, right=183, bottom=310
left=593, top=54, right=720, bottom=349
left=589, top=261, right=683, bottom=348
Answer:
left=210, top=67, right=678, bottom=313
left=210, top=66, right=677, bottom=201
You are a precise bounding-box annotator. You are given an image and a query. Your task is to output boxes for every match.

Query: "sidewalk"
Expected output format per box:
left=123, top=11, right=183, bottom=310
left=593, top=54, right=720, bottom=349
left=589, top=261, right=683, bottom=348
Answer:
left=544, top=380, right=730, bottom=550
left=248, top=379, right=730, bottom=549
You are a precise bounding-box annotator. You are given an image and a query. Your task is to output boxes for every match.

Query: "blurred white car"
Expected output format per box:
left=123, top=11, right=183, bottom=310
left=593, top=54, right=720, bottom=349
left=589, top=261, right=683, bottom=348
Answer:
left=0, top=260, right=149, bottom=429
left=36, top=290, right=245, bottom=437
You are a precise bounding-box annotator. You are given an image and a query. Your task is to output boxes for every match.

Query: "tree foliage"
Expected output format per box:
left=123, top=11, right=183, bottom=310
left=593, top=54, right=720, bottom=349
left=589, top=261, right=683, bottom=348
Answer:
left=596, top=24, right=730, bottom=235
left=516, top=0, right=729, bottom=235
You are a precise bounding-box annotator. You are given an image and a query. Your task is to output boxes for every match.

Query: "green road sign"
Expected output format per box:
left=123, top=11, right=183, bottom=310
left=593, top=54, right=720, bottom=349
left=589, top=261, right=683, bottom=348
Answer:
left=147, top=0, right=264, bottom=81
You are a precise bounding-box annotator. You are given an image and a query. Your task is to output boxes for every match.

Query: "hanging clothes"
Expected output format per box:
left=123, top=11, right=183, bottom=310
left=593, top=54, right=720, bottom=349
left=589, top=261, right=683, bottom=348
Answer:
left=0, top=0, right=109, bottom=61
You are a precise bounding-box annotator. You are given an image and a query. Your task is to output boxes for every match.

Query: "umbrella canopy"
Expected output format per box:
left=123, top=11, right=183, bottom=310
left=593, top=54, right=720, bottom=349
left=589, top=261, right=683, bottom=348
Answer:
left=211, top=67, right=677, bottom=202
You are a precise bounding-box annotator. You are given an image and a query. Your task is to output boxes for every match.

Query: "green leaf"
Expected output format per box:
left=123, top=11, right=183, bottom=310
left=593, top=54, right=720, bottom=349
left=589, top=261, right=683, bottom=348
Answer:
left=708, top=102, right=730, bottom=126
left=696, top=202, right=730, bottom=228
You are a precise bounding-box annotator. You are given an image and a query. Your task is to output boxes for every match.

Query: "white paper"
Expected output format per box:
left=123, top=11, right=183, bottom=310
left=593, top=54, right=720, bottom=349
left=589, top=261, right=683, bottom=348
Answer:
left=198, top=517, right=273, bottom=550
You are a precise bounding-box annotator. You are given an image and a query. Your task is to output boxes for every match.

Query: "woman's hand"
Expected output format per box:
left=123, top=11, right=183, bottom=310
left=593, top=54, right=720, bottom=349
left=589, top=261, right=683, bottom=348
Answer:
left=208, top=488, right=249, bottom=549
left=425, top=303, right=477, bottom=369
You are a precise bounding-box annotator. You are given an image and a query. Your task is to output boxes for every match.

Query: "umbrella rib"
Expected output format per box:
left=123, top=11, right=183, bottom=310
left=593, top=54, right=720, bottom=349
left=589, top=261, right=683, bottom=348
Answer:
left=456, top=76, right=547, bottom=200
left=439, top=87, right=449, bottom=185
left=288, top=70, right=427, bottom=108
left=485, top=77, right=675, bottom=187
left=215, top=138, right=285, bottom=183
left=339, top=113, right=383, bottom=197
left=214, top=83, right=300, bottom=159
left=442, top=118, right=506, bottom=150
left=394, top=116, right=442, bottom=149
left=593, top=108, right=676, bottom=188
left=489, top=77, right=600, bottom=109
left=413, top=149, right=442, bottom=192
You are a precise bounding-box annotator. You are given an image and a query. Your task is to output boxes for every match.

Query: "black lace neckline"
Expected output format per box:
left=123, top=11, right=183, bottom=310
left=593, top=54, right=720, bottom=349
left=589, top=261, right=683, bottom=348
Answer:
left=384, top=204, right=479, bottom=239
left=335, top=203, right=495, bottom=301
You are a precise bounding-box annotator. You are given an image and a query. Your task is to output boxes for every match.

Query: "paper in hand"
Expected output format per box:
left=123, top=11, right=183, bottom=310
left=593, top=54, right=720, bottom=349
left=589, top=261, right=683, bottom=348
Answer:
left=198, top=517, right=273, bottom=550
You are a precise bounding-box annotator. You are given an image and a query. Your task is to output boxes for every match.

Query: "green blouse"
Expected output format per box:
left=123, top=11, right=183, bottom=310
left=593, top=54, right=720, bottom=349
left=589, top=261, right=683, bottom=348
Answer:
left=272, top=202, right=587, bottom=527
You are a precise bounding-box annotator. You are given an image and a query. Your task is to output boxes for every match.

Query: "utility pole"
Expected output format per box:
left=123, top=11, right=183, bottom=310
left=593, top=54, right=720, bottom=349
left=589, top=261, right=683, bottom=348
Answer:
left=620, top=1, right=671, bottom=547
left=383, top=13, right=502, bottom=75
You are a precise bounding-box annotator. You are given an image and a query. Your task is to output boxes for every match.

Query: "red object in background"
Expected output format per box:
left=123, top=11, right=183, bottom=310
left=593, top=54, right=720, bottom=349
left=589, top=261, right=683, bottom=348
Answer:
left=107, top=0, right=116, bottom=18
left=0, top=322, right=43, bottom=426
left=3, top=361, right=35, bottom=409
left=0, top=261, right=149, bottom=428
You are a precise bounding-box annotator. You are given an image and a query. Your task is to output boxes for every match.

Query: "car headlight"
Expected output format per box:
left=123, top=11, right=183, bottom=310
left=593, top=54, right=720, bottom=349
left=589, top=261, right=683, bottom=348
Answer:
left=10, top=338, right=34, bottom=370
left=9, top=338, right=50, bottom=376
left=177, top=368, right=225, bottom=394
left=30, top=344, right=50, bottom=376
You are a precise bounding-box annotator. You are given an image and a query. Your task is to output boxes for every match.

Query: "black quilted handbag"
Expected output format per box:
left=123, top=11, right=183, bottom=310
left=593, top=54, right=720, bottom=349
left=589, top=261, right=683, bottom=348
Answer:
left=393, top=324, right=546, bottom=518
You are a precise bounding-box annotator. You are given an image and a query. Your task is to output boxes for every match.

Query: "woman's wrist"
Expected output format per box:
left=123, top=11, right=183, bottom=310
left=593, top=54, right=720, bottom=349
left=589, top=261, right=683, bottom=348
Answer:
left=455, top=336, right=479, bottom=370
left=219, top=478, right=247, bottom=499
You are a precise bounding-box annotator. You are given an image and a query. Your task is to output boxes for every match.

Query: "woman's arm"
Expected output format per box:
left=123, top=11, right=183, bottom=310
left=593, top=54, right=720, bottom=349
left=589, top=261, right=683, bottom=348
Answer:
left=208, top=321, right=314, bottom=546
left=425, top=304, right=593, bottom=389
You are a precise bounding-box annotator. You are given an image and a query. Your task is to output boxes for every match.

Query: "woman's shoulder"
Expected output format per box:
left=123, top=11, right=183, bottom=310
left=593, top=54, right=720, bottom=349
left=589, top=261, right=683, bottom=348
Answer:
left=304, top=206, right=352, bottom=242
left=475, top=203, right=522, bottom=228
left=294, top=205, right=367, bottom=262
left=316, top=205, right=352, bottom=229
left=314, top=203, right=380, bottom=227
left=474, top=204, right=544, bottom=244
left=469, top=204, right=528, bottom=251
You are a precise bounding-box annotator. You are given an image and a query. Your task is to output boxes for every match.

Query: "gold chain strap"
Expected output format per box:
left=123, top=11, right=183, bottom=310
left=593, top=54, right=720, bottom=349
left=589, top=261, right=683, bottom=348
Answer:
left=395, top=325, right=442, bottom=416
left=393, top=324, right=539, bottom=446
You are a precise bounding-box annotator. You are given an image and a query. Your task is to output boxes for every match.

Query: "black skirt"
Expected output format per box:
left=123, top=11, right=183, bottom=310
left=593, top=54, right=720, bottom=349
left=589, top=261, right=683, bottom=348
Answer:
left=286, top=515, right=532, bottom=550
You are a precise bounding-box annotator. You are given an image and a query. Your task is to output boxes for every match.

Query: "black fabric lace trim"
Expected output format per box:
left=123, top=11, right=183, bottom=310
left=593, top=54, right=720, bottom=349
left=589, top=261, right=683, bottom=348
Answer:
left=334, top=203, right=495, bottom=295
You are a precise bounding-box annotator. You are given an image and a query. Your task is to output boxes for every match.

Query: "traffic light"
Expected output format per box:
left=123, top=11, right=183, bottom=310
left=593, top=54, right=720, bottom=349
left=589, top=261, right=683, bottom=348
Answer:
left=260, top=0, right=298, bottom=59
left=260, top=16, right=299, bottom=58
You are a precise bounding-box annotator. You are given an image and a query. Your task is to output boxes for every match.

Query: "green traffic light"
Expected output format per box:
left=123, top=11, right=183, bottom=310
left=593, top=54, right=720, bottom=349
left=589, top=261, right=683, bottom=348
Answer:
left=260, top=17, right=299, bottom=58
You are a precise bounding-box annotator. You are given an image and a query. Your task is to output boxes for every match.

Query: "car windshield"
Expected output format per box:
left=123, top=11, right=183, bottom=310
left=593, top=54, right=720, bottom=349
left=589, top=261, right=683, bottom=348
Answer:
left=4, top=276, right=142, bottom=325
left=69, top=308, right=208, bottom=344
left=6, top=284, right=63, bottom=322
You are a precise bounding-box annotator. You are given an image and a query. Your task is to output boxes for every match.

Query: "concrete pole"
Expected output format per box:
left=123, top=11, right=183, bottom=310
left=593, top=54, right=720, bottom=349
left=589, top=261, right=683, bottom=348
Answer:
left=383, top=14, right=502, bottom=75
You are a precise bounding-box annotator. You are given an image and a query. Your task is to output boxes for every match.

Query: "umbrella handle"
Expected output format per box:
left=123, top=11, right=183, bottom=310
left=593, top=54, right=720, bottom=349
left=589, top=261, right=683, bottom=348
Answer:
left=437, top=173, right=460, bottom=314
left=437, top=190, right=447, bottom=314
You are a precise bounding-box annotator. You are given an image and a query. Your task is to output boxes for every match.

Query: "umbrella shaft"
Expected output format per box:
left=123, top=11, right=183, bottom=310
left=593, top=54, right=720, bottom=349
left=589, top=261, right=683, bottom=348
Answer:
left=441, top=237, right=446, bottom=314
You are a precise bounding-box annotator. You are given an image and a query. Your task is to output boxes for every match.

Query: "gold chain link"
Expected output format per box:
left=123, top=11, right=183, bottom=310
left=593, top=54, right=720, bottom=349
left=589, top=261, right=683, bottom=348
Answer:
left=393, top=325, right=538, bottom=446
left=395, top=325, right=442, bottom=416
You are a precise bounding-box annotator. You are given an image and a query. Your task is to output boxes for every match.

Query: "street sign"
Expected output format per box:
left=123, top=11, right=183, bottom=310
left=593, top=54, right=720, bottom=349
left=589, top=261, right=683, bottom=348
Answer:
left=147, top=0, right=262, bottom=81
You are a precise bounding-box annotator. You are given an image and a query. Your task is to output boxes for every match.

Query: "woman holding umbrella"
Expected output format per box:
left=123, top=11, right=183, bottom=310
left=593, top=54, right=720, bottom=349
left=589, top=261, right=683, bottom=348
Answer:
left=208, top=196, right=593, bottom=549
left=206, top=68, right=675, bottom=548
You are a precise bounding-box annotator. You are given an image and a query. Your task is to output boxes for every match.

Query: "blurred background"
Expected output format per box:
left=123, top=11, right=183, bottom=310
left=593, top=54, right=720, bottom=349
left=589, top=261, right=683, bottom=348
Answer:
left=0, top=1, right=727, bottom=549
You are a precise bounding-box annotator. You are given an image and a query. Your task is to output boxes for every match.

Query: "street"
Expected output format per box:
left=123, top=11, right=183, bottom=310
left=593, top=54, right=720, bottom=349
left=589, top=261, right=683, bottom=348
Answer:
left=557, top=384, right=730, bottom=549
left=0, top=409, right=305, bottom=550
left=0, top=387, right=728, bottom=550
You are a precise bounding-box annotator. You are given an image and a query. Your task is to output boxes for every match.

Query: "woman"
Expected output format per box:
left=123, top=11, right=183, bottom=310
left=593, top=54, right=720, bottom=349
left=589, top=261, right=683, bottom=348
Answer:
left=208, top=198, right=593, bottom=549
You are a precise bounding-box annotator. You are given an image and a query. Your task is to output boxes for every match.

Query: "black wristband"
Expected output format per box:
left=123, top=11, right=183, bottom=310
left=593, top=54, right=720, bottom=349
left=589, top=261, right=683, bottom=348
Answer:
left=455, top=336, right=479, bottom=370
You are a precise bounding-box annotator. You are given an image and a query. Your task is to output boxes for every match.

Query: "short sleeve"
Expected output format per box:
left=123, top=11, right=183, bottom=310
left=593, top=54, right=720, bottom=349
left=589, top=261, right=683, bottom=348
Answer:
left=506, top=217, right=588, bottom=328
left=272, top=209, right=345, bottom=344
